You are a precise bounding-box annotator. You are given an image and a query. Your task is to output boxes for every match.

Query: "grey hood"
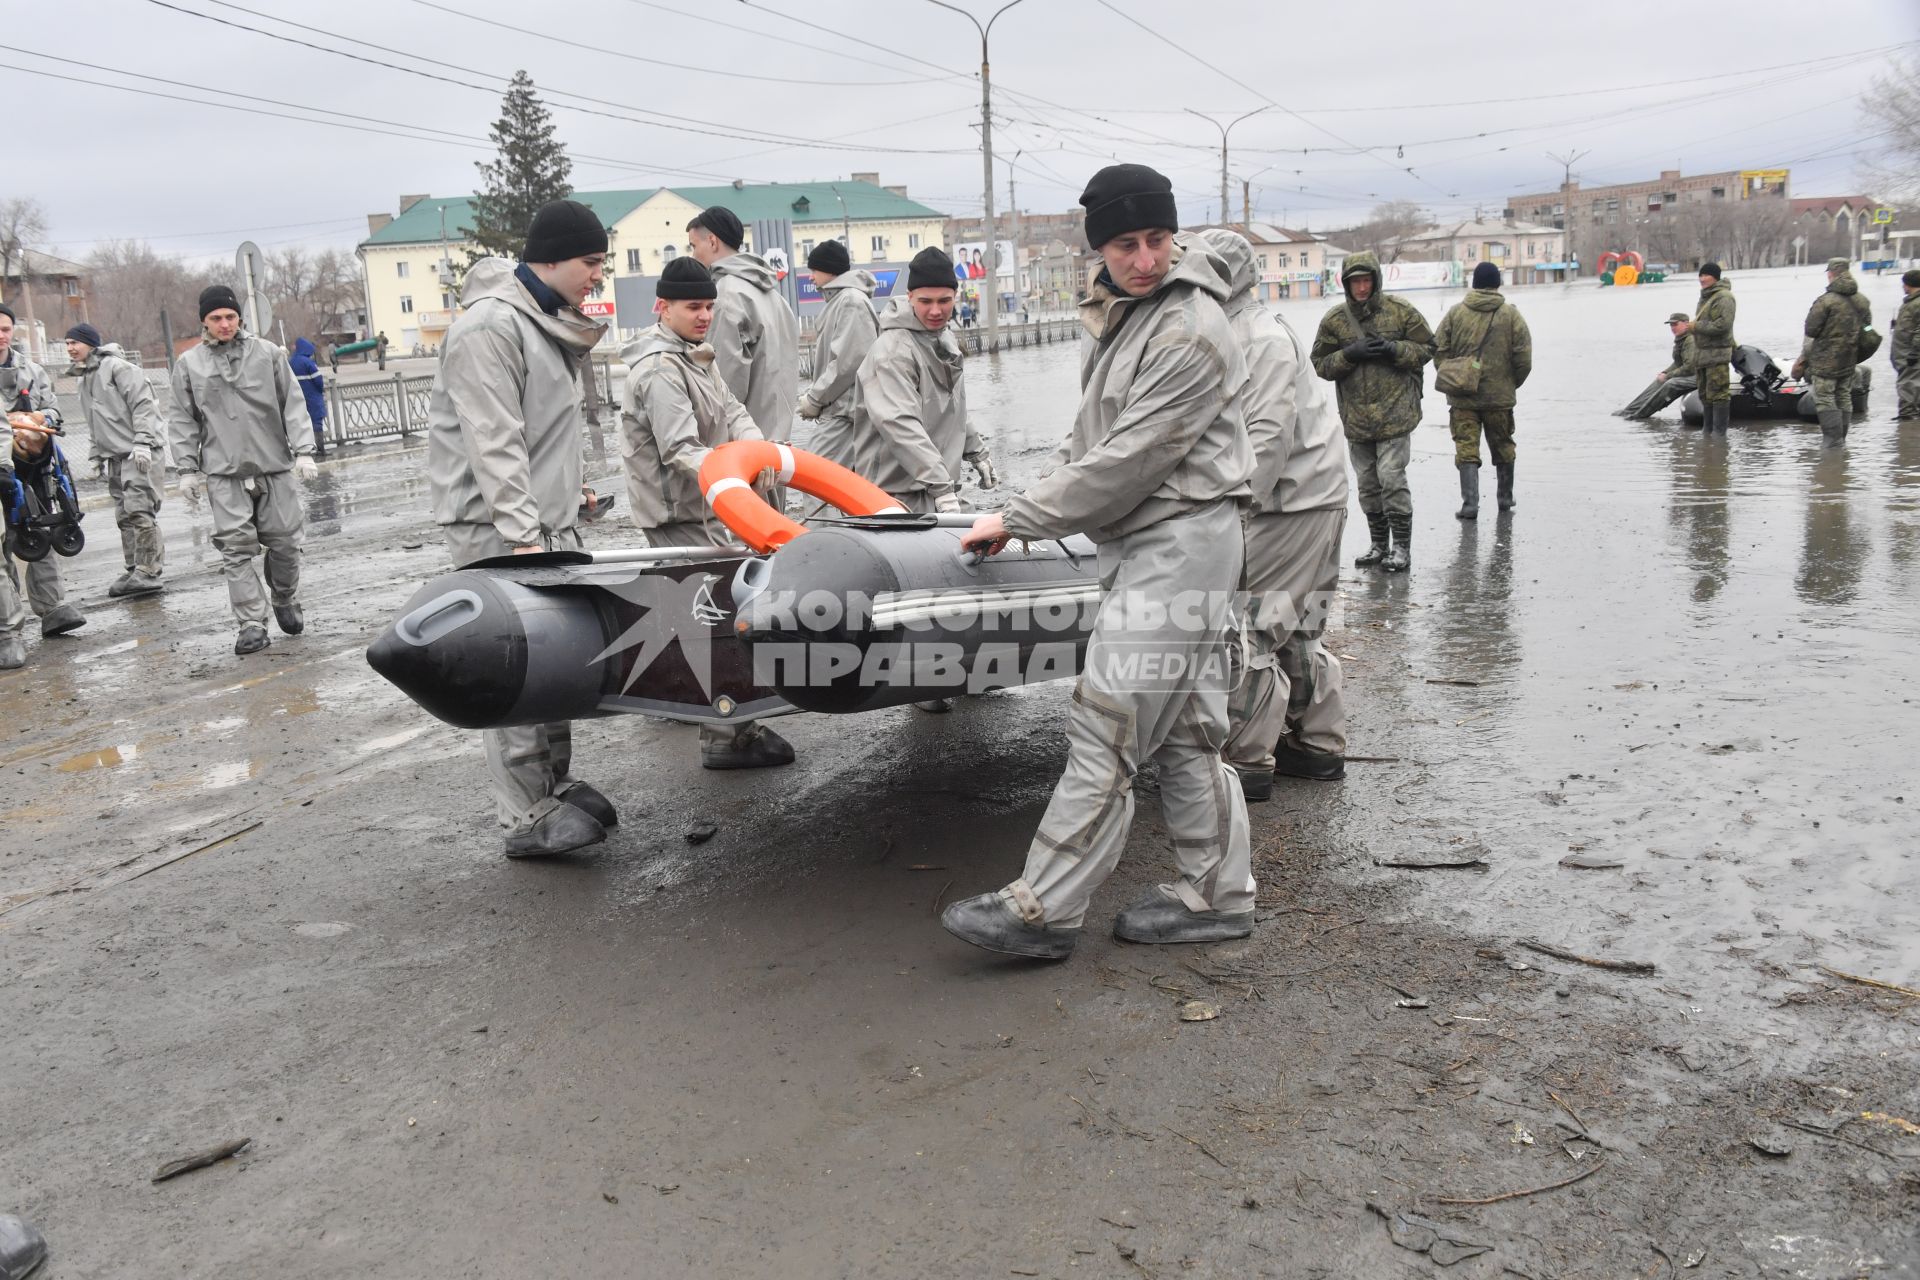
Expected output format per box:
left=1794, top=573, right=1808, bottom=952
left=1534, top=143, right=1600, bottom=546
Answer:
left=711, top=251, right=779, bottom=294
left=821, top=269, right=877, bottom=300
left=1080, top=233, right=1233, bottom=343
left=1197, top=228, right=1260, bottom=309
left=459, top=257, right=605, bottom=358
left=621, top=321, right=706, bottom=367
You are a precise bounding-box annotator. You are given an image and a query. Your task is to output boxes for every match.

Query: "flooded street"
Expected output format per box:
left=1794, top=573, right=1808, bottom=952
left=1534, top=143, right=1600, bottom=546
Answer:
left=4, top=264, right=1917, bottom=1277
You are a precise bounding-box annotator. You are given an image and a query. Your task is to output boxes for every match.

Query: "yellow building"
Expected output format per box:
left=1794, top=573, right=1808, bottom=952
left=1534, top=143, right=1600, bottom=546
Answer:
left=357, top=177, right=947, bottom=349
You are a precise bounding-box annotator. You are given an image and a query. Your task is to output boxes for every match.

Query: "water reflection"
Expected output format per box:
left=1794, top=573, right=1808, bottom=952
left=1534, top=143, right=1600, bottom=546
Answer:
left=1795, top=450, right=1867, bottom=607
left=1431, top=517, right=1519, bottom=679
left=1669, top=432, right=1731, bottom=604
left=1891, top=422, right=1920, bottom=568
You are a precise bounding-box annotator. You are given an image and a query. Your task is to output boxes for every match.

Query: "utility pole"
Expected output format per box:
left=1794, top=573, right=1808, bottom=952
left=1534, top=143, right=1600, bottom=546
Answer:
left=1009, top=153, right=1023, bottom=314
left=1187, top=107, right=1267, bottom=226
left=926, top=0, right=1027, bottom=353
left=1547, top=149, right=1588, bottom=279
left=1242, top=179, right=1252, bottom=227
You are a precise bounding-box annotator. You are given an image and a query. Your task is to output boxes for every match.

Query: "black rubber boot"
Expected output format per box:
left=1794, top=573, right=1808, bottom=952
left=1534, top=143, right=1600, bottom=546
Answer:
left=39, top=604, right=86, bottom=637
left=941, top=892, right=1078, bottom=960
left=273, top=601, right=306, bottom=635
left=559, top=780, right=618, bottom=827
left=1383, top=516, right=1410, bottom=573
left=1455, top=463, right=1479, bottom=520
left=1709, top=401, right=1731, bottom=434
left=234, top=624, right=270, bottom=655
left=1273, top=737, right=1347, bottom=780
left=1236, top=767, right=1273, bottom=803
left=1354, top=512, right=1390, bottom=567
left=1495, top=460, right=1515, bottom=511
left=702, top=723, right=796, bottom=770
left=1819, top=408, right=1848, bottom=447
left=0, top=634, right=24, bottom=670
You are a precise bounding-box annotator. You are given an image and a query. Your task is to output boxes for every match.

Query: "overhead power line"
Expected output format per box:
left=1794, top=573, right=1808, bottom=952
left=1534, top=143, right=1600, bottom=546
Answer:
left=144, top=0, right=973, bottom=156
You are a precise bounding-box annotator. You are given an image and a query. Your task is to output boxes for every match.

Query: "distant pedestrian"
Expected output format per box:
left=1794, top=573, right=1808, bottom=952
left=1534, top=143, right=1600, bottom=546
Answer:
left=168, top=285, right=317, bottom=655
left=288, top=337, right=329, bottom=458
left=686, top=205, right=799, bottom=502
left=66, top=322, right=167, bottom=597
left=794, top=238, right=878, bottom=479
left=1792, top=257, right=1873, bottom=447
left=1310, top=251, right=1434, bottom=572
left=1893, top=268, right=1920, bottom=422
left=1692, top=263, right=1736, bottom=434
left=1433, top=262, right=1531, bottom=519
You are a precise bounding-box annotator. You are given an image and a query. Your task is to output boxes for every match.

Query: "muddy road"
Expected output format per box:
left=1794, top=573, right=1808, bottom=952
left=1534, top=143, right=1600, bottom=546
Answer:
left=3, top=264, right=1917, bottom=1277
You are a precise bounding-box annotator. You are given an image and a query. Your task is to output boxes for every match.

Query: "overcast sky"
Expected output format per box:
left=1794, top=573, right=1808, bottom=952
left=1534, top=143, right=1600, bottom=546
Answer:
left=14, top=0, right=1917, bottom=264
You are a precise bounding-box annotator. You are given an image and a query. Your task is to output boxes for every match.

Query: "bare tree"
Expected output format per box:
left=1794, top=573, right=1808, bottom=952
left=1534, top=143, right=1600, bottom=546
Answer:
left=265, top=246, right=360, bottom=343
left=85, top=240, right=207, bottom=361
left=0, top=197, right=49, bottom=310
left=1348, top=200, right=1427, bottom=261
left=1862, top=53, right=1920, bottom=204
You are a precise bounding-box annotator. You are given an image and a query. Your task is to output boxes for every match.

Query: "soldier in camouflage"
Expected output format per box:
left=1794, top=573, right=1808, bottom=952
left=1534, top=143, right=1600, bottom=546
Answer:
left=1793, top=257, right=1873, bottom=446
left=1432, top=262, right=1531, bottom=518
left=1895, top=268, right=1920, bottom=422
left=1691, top=263, right=1736, bottom=434
left=1310, top=251, right=1434, bottom=572
left=1618, top=313, right=1697, bottom=419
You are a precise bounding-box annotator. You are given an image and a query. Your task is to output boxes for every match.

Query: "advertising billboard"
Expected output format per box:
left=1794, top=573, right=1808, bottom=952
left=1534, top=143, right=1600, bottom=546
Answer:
left=952, top=240, right=1016, bottom=283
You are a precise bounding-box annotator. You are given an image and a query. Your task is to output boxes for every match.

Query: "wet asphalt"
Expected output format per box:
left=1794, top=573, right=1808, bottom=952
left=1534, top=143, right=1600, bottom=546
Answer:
left=2, top=263, right=1916, bottom=1276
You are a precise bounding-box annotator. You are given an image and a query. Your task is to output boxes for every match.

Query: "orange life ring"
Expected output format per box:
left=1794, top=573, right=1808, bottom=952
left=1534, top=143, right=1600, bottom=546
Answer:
left=698, top=439, right=904, bottom=552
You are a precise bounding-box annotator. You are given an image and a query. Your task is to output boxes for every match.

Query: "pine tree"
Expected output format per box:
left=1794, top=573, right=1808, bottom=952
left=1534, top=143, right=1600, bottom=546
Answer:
left=466, top=71, right=573, bottom=268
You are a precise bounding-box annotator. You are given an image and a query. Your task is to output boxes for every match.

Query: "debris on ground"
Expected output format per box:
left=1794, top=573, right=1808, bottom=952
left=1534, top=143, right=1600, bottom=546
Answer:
left=1367, top=1202, right=1494, bottom=1265
left=685, top=823, right=719, bottom=845
left=1517, top=937, right=1656, bottom=975
left=1178, top=1000, right=1219, bottom=1022
left=152, top=1137, right=251, bottom=1183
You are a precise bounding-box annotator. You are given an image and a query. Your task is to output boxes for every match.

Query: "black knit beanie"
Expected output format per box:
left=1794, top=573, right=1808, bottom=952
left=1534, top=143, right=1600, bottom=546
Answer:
left=688, top=206, right=744, bottom=250
left=656, top=257, right=717, bottom=301
left=1904, top=269, right=1920, bottom=289
left=807, top=239, right=851, bottom=275
left=907, top=247, right=957, bottom=293
left=66, top=322, right=103, bottom=347
left=1080, top=163, right=1178, bottom=249
left=1471, top=262, right=1501, bottom=290
left=523, top=200, right=608, bottom=263
left=199, top=285, right=241, bottom=321
left=1698, top=262, right=1722, bottom=280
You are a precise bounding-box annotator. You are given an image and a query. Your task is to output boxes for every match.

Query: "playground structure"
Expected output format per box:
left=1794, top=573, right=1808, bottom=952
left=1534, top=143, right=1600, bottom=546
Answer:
left=1598, top=250, right=1663, bottom=286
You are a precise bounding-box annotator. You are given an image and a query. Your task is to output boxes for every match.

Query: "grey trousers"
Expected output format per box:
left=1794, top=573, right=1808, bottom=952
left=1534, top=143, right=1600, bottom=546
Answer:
left=444, top=522, right=583, bottom=833
left=1226, top=508, right=1348, bottom=767
left=106, top=455, right=165, bottom=575
left=207, top=471, right=303, bottom=626
left=1899, top=362, right=1920, bottom=420
left=999, top=500, right=1253, bottom=929
left=1348, top=434, right=1414, bottom=518
left=645, top=520, right=763, bottom=750
left=0, top=545, right=69, bottom=637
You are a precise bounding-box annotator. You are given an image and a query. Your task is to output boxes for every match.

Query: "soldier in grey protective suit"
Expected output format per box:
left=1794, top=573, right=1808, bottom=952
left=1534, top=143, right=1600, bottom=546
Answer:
left=169, top=285, right=316, bottom=655
left=426, top=199, right=621, bottom=858
left=687, top=206, right=799, bottom=495
left=856, top=246, right=995, bottom=515
left=66, top=323, right=166, bottom=596
left=794, top=238, right=877, bottom=479
left=1199, top=230, right=1351, bottom=801
left=619, top=256, right=795, bottom=770
left=0, top=304, right=87, bottom=669
left=943, top=164, right=1254, bottom=961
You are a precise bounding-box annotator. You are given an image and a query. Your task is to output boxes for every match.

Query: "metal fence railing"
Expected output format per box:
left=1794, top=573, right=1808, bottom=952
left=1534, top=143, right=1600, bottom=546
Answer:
left=325, top=373, right=435, bottom=444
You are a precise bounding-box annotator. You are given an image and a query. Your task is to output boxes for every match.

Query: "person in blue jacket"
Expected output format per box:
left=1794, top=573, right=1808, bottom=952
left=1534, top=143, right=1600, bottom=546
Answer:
left=288, top=337, right=329, bottom=458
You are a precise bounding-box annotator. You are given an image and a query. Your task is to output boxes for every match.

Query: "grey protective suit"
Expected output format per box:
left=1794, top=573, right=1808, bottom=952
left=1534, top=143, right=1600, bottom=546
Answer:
left=1199, top=230, right=1349, bottom=769
left=427, top=257, right=607, bottom=833
left=993, top=236, right=1255, bottom=929
left=1, top=348, right=76, bottom=640
left=75, top=342, right=166, bottom=577
left=620, top=320, right=772, bottom=751
left=710, top=251, right=800, bottom=447
left=797, top=270, right=878, bottom=474
left=168, top=330, right=312, bottom=626
left=855, top=297, right=981, bottom=512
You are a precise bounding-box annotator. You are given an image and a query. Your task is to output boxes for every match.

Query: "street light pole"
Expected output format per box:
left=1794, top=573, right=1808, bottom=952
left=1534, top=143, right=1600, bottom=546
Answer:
left=1187, top=107, right=1267, bottom=225
left=1547, top=149, right=1588, bottom=279
left=925, top=0, right=1027, bottom=353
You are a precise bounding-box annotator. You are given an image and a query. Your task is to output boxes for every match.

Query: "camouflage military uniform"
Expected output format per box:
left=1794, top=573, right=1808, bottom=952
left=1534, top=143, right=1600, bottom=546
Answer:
left=1895, top=286, right=1920, bottom=421
left=1310, top=251, right=1433, bottom=562
left=1433, top=288, right=1531, bottom=465
left=1692, top=278, right=1736, bottom=407
left=1801, top=260, right=1871, bottom=443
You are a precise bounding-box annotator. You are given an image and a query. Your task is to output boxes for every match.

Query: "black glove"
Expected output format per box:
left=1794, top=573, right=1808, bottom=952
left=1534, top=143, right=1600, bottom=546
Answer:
left=1341, top=338, right=1374, bottom=361
left=0, top=462, right=14, bottom=493
left=1364, top=335, right=1395, bottom=360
